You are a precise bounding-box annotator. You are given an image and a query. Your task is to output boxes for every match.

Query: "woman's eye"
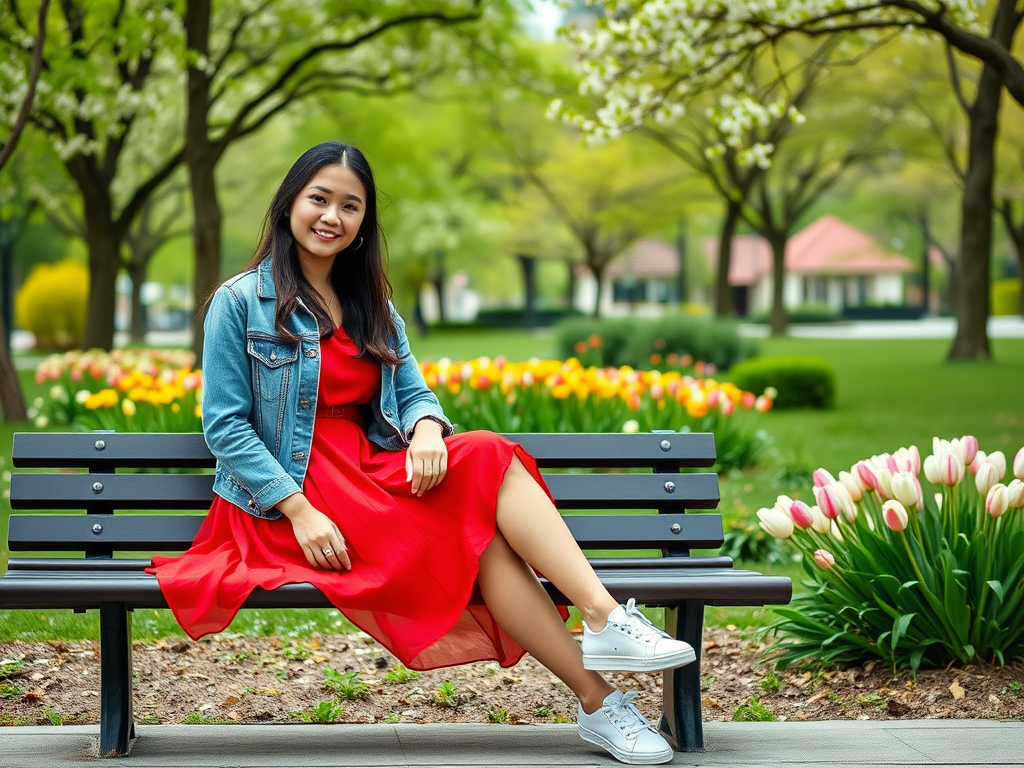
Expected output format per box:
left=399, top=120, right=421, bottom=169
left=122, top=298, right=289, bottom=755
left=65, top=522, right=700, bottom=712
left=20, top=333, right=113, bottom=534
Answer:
left=311, top=195, right=326, bottom=203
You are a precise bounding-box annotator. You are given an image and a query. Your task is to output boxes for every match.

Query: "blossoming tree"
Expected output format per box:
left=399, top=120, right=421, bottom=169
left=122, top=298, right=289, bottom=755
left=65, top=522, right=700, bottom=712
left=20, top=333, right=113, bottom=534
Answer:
left=560, top=1, right=1024, bottom=358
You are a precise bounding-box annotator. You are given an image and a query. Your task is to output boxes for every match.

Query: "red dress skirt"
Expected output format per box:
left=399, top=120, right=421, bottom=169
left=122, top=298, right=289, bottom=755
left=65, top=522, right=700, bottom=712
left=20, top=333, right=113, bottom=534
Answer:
left=150, top=327, right=566, bottom=670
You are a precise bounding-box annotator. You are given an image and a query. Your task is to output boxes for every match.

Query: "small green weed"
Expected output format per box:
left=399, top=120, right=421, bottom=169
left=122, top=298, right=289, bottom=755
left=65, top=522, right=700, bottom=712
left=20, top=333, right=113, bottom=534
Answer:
left=700, top=674, right=716, bottom=691
left=532, top=706, right=553, bottom=717
left=1001, top=680, right=1023, bottom=696
left=385, top=712, right=402, bottom=724
left=275, top=669, right=290, bottom=681
left=759, top=670, right=782, bottom=696
left=183, top=711, right=232, bottom=724
left=0, top=683, right=23, bottom=699
left=856, top=693, right=888, bottom=708
left=0, top=713, right=32, bottom=726
left=487, top=706, right=511, bottom=724
left=138, top=714, right=160, bottom=725
left=43, top=710, right=65, bottom=726
left=280, top=642, right=312, bottom=661
left=434, top=681, right=459, bottom=708
left=0, top=659, right=23, bottom=677
left=383, top=664, right=421, bottom=684
left=553, top=714, right=572, bottom=724
left=310, top=700, right=345, bottom=724
left=322, top=669, right=370, bottom=700
left=732, top=698, right=777, bottom=722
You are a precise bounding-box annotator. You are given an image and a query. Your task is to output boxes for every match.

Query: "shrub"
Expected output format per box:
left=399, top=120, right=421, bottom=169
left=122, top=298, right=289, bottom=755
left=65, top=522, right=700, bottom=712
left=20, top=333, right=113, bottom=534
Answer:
left=992, top=279, right=1021, bottom=317
left=761, top=438, right=1024, bottom=674
left=748, top=303, right=839, bottom=324
left=728, top=357, right=836, bottom=409
left=15, top=259, right=89, bottom=349
left=555, top=315, right=757, bottom=372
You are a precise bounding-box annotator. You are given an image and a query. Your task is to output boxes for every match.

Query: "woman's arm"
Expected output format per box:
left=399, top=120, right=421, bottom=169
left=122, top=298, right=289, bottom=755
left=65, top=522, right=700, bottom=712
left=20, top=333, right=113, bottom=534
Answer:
left=200, top=285, right=301, bottom=517
left=389, top=305, right=454, bottom=441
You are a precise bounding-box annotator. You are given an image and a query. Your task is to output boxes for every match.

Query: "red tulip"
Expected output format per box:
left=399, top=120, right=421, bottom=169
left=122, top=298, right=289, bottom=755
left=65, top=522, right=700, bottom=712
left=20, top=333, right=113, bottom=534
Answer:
left=789, top=500, right=814, bottom=530
left=882, top=500, right=909, bottom=532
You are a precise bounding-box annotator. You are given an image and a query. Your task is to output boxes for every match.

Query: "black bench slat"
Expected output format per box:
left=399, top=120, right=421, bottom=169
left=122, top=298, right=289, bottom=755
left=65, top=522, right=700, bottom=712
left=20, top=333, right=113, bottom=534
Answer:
left=8, top=513, right=724, bottom=551
left=0, top=569, right=792, bottom=610
left=12, top=432, right=716, bottom=469
left=9, top=472, right=720, bottom=510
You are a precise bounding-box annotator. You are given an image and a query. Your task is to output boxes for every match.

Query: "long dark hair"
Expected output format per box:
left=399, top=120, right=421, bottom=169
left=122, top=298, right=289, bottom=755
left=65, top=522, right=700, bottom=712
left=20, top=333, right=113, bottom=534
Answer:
left=246, top=141, right=400, bottom=365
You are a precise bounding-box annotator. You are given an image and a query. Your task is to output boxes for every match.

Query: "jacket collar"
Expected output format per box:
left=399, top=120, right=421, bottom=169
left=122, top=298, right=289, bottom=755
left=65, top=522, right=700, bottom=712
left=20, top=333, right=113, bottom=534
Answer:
left=257, top=258, right=276, bottom=300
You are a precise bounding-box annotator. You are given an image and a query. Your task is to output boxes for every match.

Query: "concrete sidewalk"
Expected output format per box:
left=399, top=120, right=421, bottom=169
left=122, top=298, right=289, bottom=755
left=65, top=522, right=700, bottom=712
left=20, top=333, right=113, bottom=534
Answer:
left=1, top=720, right=1021, bottom=768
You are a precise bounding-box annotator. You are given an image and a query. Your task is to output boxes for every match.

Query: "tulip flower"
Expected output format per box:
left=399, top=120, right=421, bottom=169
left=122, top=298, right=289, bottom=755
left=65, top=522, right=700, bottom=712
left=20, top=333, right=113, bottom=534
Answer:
left=809, top=505, right=831, bottom=534
left=1014, top=447, right=1024, bottom=480
left=1007, top=479, right=1024, bottom=509
left=891, top=471, right=920, bottom=508
left=970, top=450, right=987, bottom=476
left=923, top=454, right=942, bottom=485
left=814, top=484, right=841, bottom=519
left=813, top=468, right=836, bottom=488
left=788, top=500, right=814, bottom=530
left=960, top=435, right=979, bottom=465
left=875, top=468, right=894, bottom=499
left=757, top=507, right=794, bottom=539
left=975, top=462, right=1000, bottom=497
left=813, top=549, right=835, bottom=570
left=621, top=420, right=639, bottom=433
left=987, top=451, right=1007, bottom=481
left=908, top=445, right=922, bottom=475
left=934, top=452, right=965, bottom=486
left=772, top=495, right=794, bottom=519
left=986, top=484, right=1009, bottom=519
left=830, top=520, right=844, bottom=542
left=838, top=470, right=864, bottom=503
left=882, top=500, right=909, bottom=532
left=856, top=460, right=879, bottom=492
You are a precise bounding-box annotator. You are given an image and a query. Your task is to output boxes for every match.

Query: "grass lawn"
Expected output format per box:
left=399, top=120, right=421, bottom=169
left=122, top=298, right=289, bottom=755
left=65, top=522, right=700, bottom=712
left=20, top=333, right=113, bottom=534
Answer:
left=2, top=331, right=1022, bottom=641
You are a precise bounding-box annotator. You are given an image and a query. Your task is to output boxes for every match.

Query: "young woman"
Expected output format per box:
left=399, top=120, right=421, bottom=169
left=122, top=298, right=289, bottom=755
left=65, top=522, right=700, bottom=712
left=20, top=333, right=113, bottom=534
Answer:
left=150, top=141, right=695, bottom=765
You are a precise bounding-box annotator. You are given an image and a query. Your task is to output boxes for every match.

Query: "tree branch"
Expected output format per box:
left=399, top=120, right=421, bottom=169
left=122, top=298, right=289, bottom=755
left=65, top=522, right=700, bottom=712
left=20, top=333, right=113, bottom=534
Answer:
left=0, top=0, right=50, bottom=173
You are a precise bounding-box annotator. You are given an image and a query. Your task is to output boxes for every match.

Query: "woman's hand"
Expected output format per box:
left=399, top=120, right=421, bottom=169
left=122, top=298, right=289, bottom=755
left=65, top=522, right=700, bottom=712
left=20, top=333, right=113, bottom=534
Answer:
left=277, top=493, right=351, bottom=571
left=406, top=418, right=448, bottom=497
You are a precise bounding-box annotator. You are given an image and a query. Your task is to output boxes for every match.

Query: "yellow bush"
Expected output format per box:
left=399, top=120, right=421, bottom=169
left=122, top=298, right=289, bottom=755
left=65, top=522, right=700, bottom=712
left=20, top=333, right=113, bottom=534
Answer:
left=991, top=279, right=1020, bottom=316
left=15, top=259, right=89, bottom=349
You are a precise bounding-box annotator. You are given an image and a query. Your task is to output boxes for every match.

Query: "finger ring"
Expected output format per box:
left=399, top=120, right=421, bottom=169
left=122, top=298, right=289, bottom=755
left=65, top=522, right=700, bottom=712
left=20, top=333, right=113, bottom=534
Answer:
left=323, top=548, right=333, bottom=557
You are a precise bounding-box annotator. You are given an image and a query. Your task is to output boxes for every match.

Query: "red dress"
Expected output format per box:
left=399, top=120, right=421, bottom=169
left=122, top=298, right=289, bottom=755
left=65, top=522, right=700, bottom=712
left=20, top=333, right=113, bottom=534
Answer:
left=150, top=327, right=566, bottom=670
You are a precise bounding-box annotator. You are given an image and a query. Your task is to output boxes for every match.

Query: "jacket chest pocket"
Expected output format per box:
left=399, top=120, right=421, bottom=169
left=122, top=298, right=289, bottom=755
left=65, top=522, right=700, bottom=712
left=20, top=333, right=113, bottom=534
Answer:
left=247, top=337, right=298, bottom=402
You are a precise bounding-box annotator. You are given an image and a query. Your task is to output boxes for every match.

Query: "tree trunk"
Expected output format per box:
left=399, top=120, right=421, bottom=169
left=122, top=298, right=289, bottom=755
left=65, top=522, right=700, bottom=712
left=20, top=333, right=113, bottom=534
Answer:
left=0, top=313, right=27, bottom=422
left=81, top=216, right=122, bottom=351
left=675, top=219, right=688, bottom=305
left=518, top=253, right=537, bottom=330
left=185, top=0, right=219, bottom=363
left=998, top=201, right=1024, bottom=317
left=431, top=250, right=446, bottom=323
left=919, top=212, right=932, bottom=315
left=564, top=258, right=577, bottom=309
left=127, top=262, right=147, bottom=343
left=591, top=264, right=605, bottom=319
left=768, top=232, right=788, bottom=336
left=947, top=7, right=1019, bottom=359
left=714, top=201, right=740, bottom=317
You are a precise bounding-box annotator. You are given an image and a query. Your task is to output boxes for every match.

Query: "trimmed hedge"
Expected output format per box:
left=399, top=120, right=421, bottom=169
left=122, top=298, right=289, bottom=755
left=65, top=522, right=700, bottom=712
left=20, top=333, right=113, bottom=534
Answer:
left=728, top=356, right=836, bottom=410
left=555, top=315, right=757, bottom=371
left=992, top=279, right=1021, bottom=316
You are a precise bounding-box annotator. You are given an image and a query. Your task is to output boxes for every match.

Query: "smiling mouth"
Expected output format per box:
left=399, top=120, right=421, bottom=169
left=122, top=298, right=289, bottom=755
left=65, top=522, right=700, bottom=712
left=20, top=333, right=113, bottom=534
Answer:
left=313, top=229, right=340, bottom=240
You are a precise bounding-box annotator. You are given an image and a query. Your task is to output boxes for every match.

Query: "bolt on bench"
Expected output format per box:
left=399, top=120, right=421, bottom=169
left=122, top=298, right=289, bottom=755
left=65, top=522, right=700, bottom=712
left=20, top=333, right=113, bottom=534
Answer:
left=1, top=431, right=792, bottom=757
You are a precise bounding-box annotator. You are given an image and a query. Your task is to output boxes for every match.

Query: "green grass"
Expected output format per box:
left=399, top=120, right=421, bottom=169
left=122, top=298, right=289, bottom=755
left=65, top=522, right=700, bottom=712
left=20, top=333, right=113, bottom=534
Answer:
left=2, top=333, right=1023, bottom=641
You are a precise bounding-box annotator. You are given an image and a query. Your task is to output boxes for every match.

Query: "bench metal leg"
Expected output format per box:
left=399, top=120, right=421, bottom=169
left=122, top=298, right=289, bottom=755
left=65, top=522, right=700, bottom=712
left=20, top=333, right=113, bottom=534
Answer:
left=99, top=603, right=134, bottom=757
left=659, top=599, right=704, bottom=752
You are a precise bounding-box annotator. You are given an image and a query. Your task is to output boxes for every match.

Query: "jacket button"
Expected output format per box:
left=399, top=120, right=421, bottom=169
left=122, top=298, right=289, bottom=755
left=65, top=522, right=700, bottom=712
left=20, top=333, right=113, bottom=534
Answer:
left=306, top=349, right=317, bottom=358
left=299, top=399, right=310, bottom=408
left=270, top=352, right=277, bottom=361
left=292, top=452, right=306, bottom=461
left=247, top=500, right=255, bottom=508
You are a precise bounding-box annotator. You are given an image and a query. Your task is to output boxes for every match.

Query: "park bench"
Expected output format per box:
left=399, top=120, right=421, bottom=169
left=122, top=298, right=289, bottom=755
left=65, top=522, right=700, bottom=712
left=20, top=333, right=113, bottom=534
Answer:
left=0, top=430, right=792, bottom=758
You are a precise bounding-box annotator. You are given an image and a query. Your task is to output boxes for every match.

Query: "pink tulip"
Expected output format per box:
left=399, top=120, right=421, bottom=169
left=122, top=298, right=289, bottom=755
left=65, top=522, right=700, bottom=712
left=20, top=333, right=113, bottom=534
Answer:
left=908, top=445, right=922, bottom=475
left=912, top=475, right=925, bottom=511
left=809, top=505, right=832, bottom=534
left=891, top=472, right=920, bottom=508
left=970, top=450, right=987, bottom=476
left=813, top=549, right=835, bottom=570
left=857, top=461, right=879, bottom=491
left=960, top=435, right=979, bottom=466
left=975, top=462, right=1000, bottom=497
left=882, top=500, right=909, bottom=532
left=832, top=483, right=857, bottom=521
left=875, top=468, right=894, bottom=500
left=789, top=500, right=814, bottom=530
left=986, top=484, right=1009, bottom=519
left=813, top=468, right=836, bottom=488
left=772, top=495, right=794, bottom=519
left=720, top=397, right=735, bottom=416
left=839, top=470, right=864, bottom=503
left=883, top=453, right=899, bottom=474
left=1014, top=448, right=1024, bottom=480
left=1007, top=479, right=1024, bottom=509
left=757, top=507, right=794, bottom=539
left=938, top=453, right=965, bottom=486
left=814, top=484, right=841, bottom=519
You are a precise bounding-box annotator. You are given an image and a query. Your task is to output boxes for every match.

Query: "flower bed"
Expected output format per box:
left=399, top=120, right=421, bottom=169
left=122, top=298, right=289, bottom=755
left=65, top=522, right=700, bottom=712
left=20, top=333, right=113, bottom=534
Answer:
left=760, top=438, right=1024, bottom=673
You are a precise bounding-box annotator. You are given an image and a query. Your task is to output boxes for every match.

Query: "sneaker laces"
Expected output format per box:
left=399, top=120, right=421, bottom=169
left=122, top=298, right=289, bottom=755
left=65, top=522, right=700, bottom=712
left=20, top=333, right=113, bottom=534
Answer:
left=604, top=691, right=655, bottom=738
left=615, top=598, right=670, bottom=643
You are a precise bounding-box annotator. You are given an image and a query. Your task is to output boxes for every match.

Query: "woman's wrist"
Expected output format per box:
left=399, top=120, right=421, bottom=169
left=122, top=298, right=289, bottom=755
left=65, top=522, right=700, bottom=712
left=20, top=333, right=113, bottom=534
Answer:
left=411, top=417, right=444, bottom=437
left=276, top=492, right=309, bottom=519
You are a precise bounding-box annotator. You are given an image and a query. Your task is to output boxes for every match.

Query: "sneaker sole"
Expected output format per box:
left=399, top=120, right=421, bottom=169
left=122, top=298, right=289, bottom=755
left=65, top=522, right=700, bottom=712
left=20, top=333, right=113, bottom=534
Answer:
left=579, top=725, right=673, bottom=765
left=582, top=645, right=696, bottom=672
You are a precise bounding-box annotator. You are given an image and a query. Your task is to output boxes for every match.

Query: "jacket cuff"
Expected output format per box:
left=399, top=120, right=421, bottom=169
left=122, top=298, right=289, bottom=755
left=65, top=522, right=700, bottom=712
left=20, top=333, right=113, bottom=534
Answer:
left=252, top=475, right=302, bottom=517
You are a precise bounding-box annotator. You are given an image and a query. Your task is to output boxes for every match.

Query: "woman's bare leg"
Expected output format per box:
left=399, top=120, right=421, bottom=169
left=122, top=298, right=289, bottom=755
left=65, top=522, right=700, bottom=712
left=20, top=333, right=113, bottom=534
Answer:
left=495, top=455, right=618, bottom=631
left=477, top=529, right=614, bottom=714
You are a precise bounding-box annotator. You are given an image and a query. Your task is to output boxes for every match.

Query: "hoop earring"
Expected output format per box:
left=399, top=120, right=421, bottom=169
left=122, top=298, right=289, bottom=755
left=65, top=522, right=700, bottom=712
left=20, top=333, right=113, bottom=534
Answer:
left=349, top=235, right=364, bottom=250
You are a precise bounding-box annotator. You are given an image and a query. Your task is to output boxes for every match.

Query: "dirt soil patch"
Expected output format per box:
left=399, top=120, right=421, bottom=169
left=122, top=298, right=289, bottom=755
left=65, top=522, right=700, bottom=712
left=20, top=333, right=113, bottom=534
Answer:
left=2, top=626, right=1023, bottom=727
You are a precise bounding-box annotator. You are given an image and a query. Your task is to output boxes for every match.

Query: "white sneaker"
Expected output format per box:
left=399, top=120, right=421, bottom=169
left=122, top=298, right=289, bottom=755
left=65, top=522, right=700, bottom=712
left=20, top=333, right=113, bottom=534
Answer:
left=582, top=599, right=696, bottom=672
left=577, top=690, right=673, bottom=765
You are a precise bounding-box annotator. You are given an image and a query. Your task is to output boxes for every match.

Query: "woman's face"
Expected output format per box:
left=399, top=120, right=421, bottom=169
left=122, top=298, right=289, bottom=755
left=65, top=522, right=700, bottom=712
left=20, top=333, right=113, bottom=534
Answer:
left=289, top=164, right=368, bottom=271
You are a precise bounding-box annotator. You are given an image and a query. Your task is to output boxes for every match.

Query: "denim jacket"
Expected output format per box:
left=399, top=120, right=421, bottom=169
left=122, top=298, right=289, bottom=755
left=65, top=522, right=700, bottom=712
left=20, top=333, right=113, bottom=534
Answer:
left=202, top=258, right=454, bottom=519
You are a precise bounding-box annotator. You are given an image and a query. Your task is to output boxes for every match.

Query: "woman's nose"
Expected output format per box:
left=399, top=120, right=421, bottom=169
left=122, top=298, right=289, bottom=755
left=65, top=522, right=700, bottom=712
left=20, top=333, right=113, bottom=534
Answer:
left=320, top=207, right=341, bottom=224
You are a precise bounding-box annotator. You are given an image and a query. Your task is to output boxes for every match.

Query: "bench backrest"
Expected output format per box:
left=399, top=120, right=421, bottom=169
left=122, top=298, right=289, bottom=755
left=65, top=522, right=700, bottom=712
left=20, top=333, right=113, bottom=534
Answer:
left=8, top=432, right=721, bottom=560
